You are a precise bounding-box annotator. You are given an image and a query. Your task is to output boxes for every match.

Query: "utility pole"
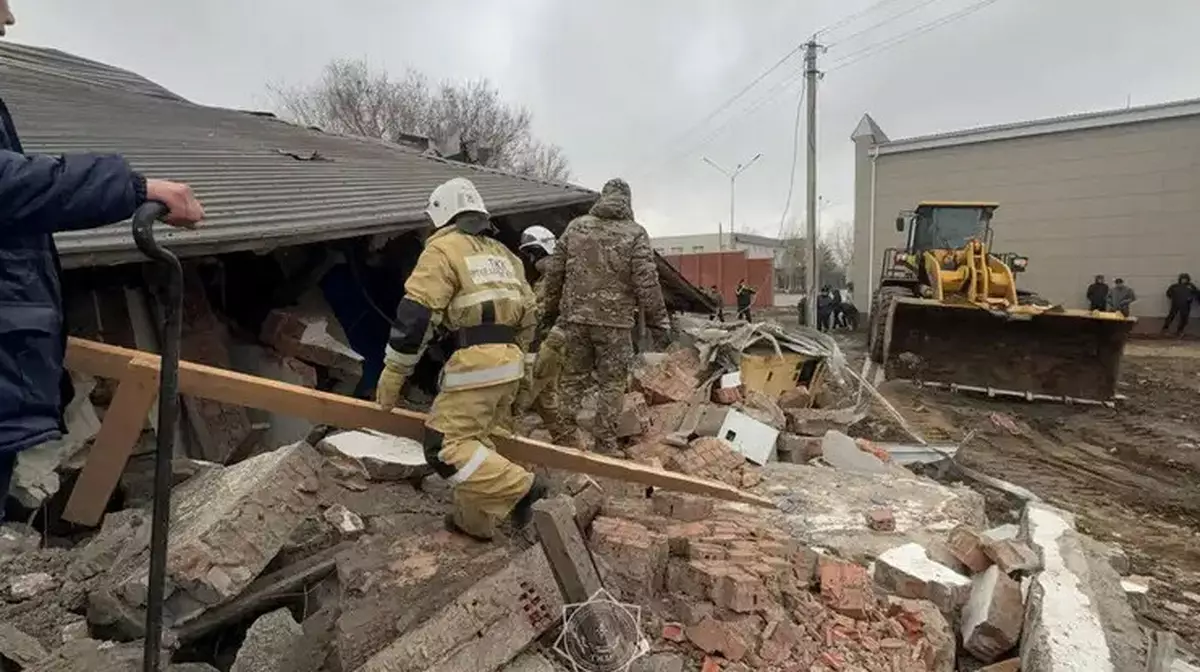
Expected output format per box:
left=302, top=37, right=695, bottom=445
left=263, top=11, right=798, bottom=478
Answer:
left=803, top=39, right=822, bottom=328
left=703, top=153, right=762, bottom=250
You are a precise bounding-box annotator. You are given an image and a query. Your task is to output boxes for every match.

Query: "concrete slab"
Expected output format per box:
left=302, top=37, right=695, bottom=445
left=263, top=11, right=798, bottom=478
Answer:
left=230, top=608, right=302, bottom=672
left=757, top=463, right=986, bottom=562
left=1019, top=502, right=1139, bottom=672
left=821, top=430, right=888, bottom=475
left=874, top=542, right=971, bottom=614
left=88, top=442, right=322, bottom=635
left=318, top=430, right=430, bottom=482
left=0, top=621, right=49, bottom=669
left=356, top=546, right=564, bottom=672
left=962, top=565, right=1024, bottom=662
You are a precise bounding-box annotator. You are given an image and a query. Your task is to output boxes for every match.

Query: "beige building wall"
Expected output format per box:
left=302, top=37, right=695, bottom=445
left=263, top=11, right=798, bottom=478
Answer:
left=852, top=113, right=1200, bottom=322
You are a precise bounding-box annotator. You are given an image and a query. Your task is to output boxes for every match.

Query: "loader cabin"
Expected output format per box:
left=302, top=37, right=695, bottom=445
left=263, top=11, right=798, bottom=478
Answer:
left=887, top=201, right=1029, bottom=279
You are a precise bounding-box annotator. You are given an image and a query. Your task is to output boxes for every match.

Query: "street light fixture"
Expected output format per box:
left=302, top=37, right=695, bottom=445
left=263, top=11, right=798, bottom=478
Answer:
left=702, top=153, right=762, bottom=251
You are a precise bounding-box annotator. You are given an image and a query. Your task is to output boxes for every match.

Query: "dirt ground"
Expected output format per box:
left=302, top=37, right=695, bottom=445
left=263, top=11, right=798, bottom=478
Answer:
left=834, top=330, right=1200, bottom=653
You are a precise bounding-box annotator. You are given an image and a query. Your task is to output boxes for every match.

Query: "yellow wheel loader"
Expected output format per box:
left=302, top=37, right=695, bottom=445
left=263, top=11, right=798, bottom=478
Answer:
left=866, top=201, right=1134, bottom=402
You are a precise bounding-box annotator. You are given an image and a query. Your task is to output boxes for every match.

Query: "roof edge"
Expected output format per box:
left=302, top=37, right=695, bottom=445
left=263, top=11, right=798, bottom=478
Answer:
left=877, top=96, right=1200, bottom=155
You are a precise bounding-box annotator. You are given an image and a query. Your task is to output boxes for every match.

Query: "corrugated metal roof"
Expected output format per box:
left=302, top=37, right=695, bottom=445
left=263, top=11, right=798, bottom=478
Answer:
left=0, top=42, right=598, bottom=268
left=876, top=96, right=1200, bottom=155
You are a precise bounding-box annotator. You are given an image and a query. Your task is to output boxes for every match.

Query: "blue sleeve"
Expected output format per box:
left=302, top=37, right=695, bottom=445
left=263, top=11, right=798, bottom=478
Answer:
left=0, top=149, right=146, bottom=236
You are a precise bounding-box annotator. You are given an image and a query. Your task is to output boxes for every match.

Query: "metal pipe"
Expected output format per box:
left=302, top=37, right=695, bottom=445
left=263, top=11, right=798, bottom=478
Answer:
left=132, top=201, right=181, bottom=672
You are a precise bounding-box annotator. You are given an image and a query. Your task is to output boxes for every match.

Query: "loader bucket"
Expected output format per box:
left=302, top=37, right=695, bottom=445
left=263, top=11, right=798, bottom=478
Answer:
left=882, top=298, right=1134, bottom=401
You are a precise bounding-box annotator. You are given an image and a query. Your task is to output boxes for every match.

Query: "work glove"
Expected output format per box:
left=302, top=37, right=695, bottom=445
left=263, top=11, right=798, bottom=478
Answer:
left=375, top=362, right=407, bottom=411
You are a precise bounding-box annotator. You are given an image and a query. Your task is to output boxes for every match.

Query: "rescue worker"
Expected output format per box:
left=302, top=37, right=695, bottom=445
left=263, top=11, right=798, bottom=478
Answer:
left=541, top=178, right=669, bottom=455
left=375, top=177, right=545, bottom=541
left=0, top=0, right=205, bottom=521
left=1086, top=274, right=1109, bottom=311
left=513, top=225, right=573, bottom=444
left=816, top=286, right=834, bottom=332
left=735, top=279, right=756, bottom=321
left=1163, top=273, right=1197, bottom=336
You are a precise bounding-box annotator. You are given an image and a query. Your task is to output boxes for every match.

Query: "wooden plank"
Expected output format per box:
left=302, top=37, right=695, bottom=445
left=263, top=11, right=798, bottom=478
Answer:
left=66, top=337, right=774, bottom=508
left=63, top=355, right=161, bottom=526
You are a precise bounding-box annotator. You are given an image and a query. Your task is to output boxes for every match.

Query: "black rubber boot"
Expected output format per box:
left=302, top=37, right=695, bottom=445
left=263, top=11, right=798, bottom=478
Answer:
left=443, top=513, right=493, bottom=543
left=510, top=476, right=548, bottom=529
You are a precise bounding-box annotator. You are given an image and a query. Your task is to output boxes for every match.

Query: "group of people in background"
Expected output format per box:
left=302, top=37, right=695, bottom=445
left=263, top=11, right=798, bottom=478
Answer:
left=1086, top=273, right=1199, bottom=336
left=798, top=284, right=858, bottom=333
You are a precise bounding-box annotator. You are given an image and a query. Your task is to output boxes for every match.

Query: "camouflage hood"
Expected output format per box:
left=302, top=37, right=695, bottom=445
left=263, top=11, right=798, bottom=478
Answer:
left=588, top=178, right=634, bottom=220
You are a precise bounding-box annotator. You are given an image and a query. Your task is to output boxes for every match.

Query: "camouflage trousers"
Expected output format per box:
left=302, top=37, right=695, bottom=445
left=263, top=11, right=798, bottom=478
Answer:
left=559, top=323, right=633, bottom=454
left=513, top=326, right=573, bottom=444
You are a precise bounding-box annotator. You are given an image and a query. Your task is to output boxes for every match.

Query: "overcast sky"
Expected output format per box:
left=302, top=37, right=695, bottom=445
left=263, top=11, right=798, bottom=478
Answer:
left=8, top=0, right=1199, bottom=240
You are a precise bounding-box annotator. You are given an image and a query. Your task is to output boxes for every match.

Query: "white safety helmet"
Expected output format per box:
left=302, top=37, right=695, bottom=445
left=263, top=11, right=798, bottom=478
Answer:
left=425, top=177, right=489, bottom=230
left=519, top=225, right=557, bottom=256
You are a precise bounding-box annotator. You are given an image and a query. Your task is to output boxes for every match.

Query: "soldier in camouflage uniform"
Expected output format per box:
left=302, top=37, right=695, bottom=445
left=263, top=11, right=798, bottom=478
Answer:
left=513, top=225, right=573, bottom=444
left=541, top=178, right=670, bottom=454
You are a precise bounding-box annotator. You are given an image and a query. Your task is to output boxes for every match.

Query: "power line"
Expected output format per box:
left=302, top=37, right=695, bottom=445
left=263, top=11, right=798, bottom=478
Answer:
left=815, top=0, right=909, bottom=38
left=639, top=68, right=806, bottom=176
left=826, top=0, right=1004, bottom=72
left=647, top=45, right=804, bottom=163
left=776, top=82, right=807, bottom=239
left=825, top=0, right=948, bottom=48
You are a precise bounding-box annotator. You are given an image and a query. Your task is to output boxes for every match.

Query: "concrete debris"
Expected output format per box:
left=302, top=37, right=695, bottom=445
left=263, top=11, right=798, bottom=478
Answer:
left=1019, top=502, right=1134, bottom=672
left=0, top=523, right=40, bottom=564
left=983, top=524, right=1020, bottom=542
left=89, top=442, right=322, bottom=636
left=820, top=430, right=889, bottom=475
left=777, top=385, right=812, bottom=409
left=228, top=342, right=318, bottom=451
left=761, top=462, right=987, bottom=562
left=7, top=573, right=58, bottom=602
left=0, top=621, right=49, bottom=669
left=355, top=546, right=564, bottom=672
left=736, top=389, right=787, bottom=432
left=59, top=620, right=89, bottom=644
left=321, top=504, right=365, bottom=538
left=617, top=392, right=651, bottom=438
left=500, top=651, right=566, bottom=672
left=865, top=507, right=895, bottom=532
left=774, top=433, right=821, bottom=464
left=260, top=293, right=364, bottom=384
left=962, top=565, right=1025, bottom=662
left=11, top=380, right=100, bottom=508
left=978, top=659, right=1021, bottom=672
left=230, top=608, right=303, bottom=672
left=874, top=542, right=971, bottom=614
left=317, top=430, right=431, bottom=482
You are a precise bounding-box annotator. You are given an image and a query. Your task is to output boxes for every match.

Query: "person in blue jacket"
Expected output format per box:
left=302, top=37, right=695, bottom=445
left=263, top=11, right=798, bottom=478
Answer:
left=0, top=0, right=206, bottom=521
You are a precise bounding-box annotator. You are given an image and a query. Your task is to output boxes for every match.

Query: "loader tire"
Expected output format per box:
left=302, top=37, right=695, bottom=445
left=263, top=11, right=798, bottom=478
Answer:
left=869, top=286, right=912, bottom=364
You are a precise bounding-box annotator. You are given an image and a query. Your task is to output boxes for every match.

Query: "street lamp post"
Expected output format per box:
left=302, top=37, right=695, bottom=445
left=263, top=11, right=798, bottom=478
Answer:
left=703, top=153, right=762, bottom=251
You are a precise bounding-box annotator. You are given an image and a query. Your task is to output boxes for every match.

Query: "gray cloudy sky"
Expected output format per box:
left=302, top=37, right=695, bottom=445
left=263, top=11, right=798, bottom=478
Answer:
left=8, top=0, right=1199, bottom=239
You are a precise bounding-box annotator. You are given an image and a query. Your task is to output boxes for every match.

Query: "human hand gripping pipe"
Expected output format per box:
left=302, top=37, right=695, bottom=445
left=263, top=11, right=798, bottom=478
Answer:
left=131, top=202, right=182, bottom=672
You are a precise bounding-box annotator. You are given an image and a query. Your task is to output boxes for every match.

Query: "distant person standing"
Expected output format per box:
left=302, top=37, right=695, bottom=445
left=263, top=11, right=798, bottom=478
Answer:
left=1108, top=278, right=1137, bottom=318
left=830, top=287, right=844, bottom=329
left=816, top=286, right=834, bottom=332
left=1162, top=273, right=1197, bottom=336
left=709, top=285, right=725, bottom=322
left=735, top=279, right=757, bottom=322
left=1086, top=275, right=1109, bottom=311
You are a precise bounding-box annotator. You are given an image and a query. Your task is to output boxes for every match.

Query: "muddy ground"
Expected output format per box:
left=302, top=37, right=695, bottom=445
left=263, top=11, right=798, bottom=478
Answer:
left=828, top=329, right=1200, bottom=653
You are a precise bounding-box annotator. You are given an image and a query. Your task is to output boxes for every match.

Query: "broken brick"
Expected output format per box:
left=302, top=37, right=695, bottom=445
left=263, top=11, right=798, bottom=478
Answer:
left=686, top=617, right=748, bottom=662
left=777, top=385, right=812, bottom=409
left=947, top=525, right=993, bottom=574
left=712, top=570, right=764, bottom=613
left=982, top=537, right=1041, bottom=575
left=712, top=386, right=743, bottom=405
left=666, top=559, right=725, bottom=599
left=962, top=565, right=1024, bottom=662
left=652, top=491, right=713, bottom=522
left=617, top=392, right=650, bottom=438
left=635, top=358, right=699, bottom=405
left=662, top=622, right=685, bottom=642
left=865, top=507, right=895, bottom=532
left=818, top=557, right=873, bottom=619
left=590, top=516, right=669, bottom=601
left=665, top=521, right=709, bottom=556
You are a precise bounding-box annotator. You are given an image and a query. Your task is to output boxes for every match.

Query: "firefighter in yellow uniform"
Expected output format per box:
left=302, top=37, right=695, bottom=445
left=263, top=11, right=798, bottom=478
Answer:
left=513, top=225, right=573, bottom=444
left=375, top=177, right=546, bottom=541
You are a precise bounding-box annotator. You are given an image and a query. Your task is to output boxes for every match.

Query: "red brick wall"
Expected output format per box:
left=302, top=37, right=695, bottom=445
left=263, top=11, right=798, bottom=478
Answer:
left=663, top=251, right=775, bottom=308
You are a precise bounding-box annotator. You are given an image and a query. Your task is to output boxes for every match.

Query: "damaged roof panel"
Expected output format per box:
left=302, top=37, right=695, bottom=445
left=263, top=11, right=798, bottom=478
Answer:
left=0, top=43, right=597, bottom=268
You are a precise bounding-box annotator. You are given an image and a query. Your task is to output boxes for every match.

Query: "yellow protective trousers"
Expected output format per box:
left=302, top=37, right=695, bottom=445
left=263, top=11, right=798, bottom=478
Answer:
left=425, top=378, right=534, bottom=540
left=515, top=327, right=572, bottom=444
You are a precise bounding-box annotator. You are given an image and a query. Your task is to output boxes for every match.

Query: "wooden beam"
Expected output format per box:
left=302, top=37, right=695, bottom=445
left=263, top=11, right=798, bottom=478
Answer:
left=63, top=355, right=160, bottom=526
left=65, top=337, right=774, bottom=509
